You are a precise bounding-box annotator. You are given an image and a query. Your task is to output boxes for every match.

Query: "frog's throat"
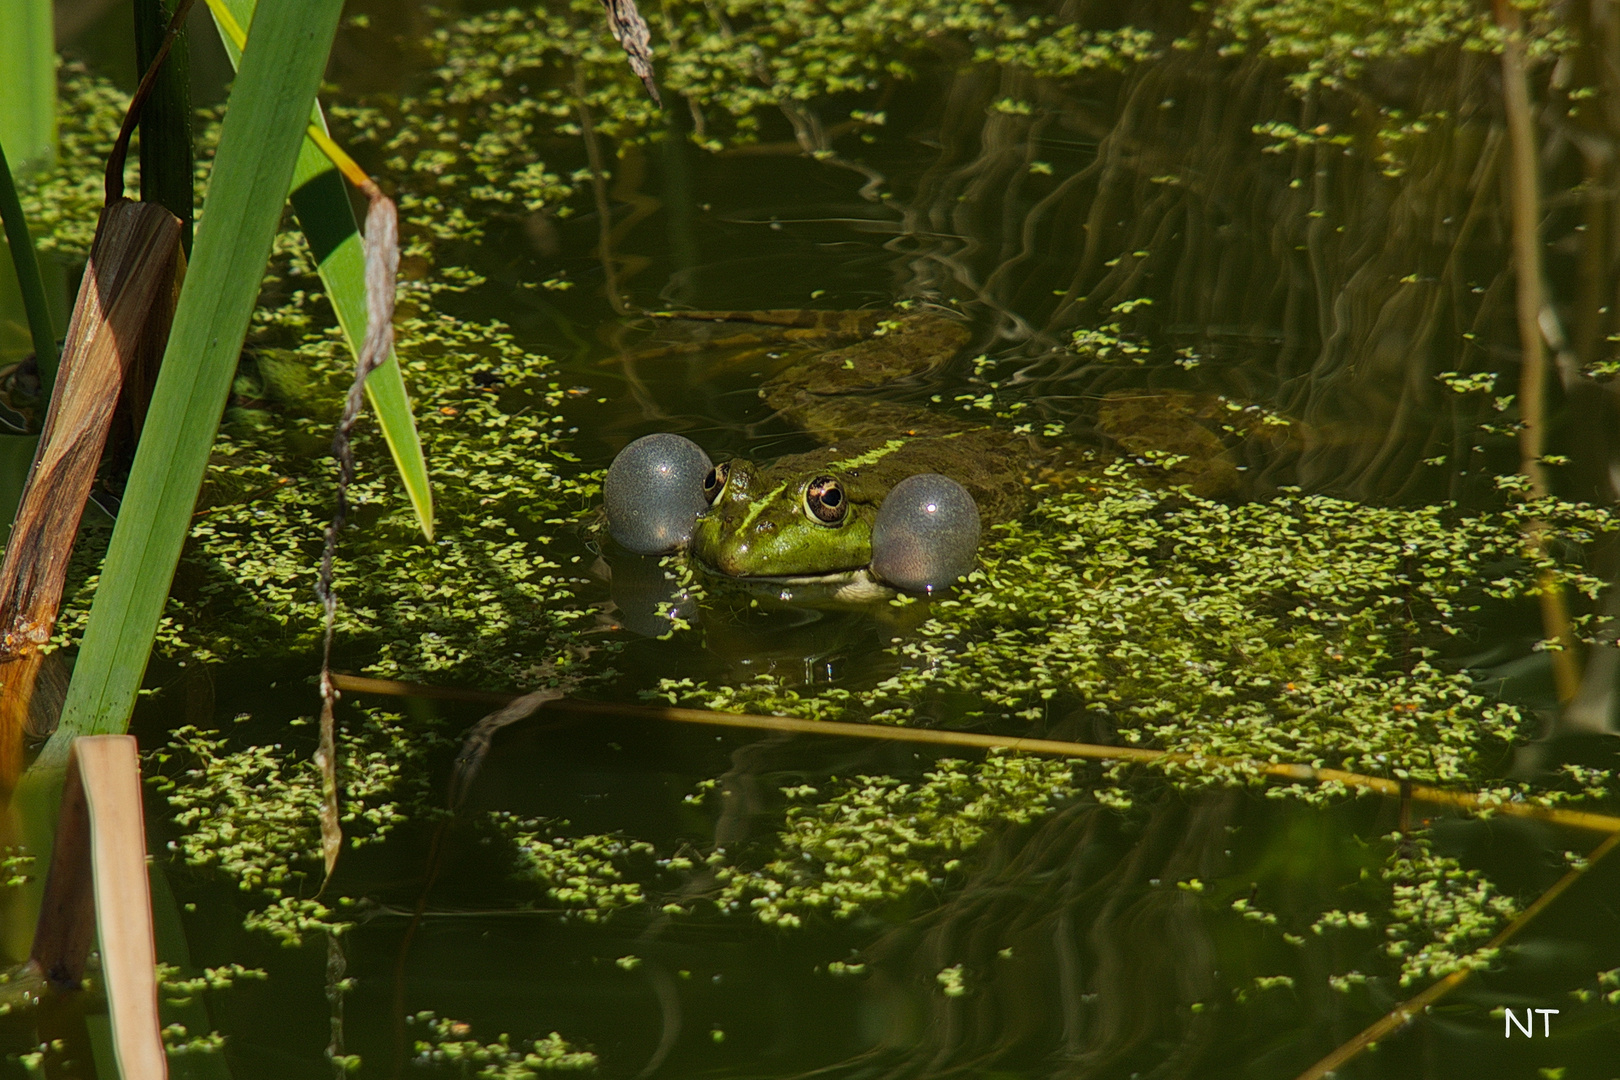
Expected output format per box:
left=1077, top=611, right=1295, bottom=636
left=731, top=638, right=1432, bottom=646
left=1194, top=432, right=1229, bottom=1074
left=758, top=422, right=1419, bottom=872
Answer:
left=691, top=562, right=895, bottom=600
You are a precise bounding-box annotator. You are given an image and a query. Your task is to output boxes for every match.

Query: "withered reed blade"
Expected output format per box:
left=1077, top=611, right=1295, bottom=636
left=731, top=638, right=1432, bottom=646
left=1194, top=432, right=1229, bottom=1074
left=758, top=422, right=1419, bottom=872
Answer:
left=30, top=735, right=167, bottom=1079
left=0, top=199, right=182, bottom=662
left=314, top=190, right=401, bottom=886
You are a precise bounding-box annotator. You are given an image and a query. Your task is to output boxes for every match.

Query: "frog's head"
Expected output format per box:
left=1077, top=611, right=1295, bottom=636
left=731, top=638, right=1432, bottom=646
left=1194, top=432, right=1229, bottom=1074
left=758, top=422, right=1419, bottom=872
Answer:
left=603, top=434, right=984, bottom=591
left=689, top=459, right=874, bottom=579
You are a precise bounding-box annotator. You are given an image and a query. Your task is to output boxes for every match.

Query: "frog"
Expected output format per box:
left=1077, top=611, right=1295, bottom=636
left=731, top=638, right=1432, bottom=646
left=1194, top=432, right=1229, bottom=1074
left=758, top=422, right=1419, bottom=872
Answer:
left=603, top=306, right=1273, bottom=599
left=604, top=307, right=1043, bottom=598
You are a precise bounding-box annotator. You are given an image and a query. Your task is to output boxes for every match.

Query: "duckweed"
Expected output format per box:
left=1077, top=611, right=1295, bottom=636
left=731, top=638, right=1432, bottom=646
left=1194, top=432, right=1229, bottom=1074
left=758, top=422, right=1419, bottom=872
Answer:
left=409, top=1011, right=598, bottom=1076
left=709, top=753, right=1076, bottom=926
left=1381, top=832, right=1518, bottom=986
left=660, top=475, right=1612, bottom=797
left=155, top=708, right=450, bottom=945
left=491, top=813, right=659, bottom=922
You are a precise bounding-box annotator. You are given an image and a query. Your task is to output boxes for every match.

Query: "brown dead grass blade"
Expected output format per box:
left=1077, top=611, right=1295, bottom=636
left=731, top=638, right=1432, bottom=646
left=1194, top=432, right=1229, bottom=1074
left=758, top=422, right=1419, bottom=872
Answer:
left=0, top=200, right=181, bottom=785
left=314, top=191, right=400, bottom=887
left=0, top=200, right=182, bottom=658
left=599, top=0, right=659, bottom=104
left=30, top=735, right=167, bottom=1079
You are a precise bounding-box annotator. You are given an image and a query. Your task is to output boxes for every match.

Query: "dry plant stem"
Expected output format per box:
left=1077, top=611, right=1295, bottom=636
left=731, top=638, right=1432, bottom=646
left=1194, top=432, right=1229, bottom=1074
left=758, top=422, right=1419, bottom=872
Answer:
left=1295, top=829, right=1620, bottom=1080
left=599, top=0, right=660, bottom=103
left=1496, top=0, right=1582, bottom=703
left=0, top=201, right=180, bottom=782
left=314, top=192, right=399, bottom=886
left=30, top=736, right=167, bottom=1079
left=102, top=0, right=201, bottom=205
left=330, top=674, right=1620, bottom=835
left=0, top=202, right=181, bottom=656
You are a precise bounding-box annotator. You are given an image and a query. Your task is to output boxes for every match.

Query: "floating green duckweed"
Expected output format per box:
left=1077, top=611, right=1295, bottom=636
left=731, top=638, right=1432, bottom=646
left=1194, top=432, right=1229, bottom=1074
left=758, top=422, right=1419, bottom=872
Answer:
left=491, top=813, right=658, bottom=922
left=14, top=63, right=136, bottom=259
left=709, top=752, right=1076, bottom=927
left=30, top=67, right=602, bottom=693
left=157, top=962, right=268, bottom=1009
left=1210, top=0, right=1568, bottom=93
left=339, top=0, right=1156, bottom=182
left=155, top=709, right=450, bottom=945
left=1380, top=831, right=1518, bottom=986
left=660, top=473, right=1612, bottom=798
left=409, top=1011, right=597, bottom=1076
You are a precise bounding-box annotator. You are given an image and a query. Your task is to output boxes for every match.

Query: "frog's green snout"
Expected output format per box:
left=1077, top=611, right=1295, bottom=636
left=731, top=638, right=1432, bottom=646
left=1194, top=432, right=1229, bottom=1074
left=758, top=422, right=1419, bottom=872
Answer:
left=871, top=474, right=981, bottom=592
left=604, top=433, right=713, bottom=553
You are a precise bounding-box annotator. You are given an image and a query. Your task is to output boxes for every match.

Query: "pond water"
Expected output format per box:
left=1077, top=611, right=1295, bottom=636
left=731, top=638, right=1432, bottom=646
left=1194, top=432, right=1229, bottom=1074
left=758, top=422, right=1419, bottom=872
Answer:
left=6, top=1, right=1620, bottom=1077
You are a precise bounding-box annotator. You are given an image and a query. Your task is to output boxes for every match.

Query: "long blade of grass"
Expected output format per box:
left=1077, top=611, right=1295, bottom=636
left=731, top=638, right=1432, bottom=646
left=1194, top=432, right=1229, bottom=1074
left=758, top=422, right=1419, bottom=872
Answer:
left=0, top=140, right=59, bottom=395
left=206, top=0, right=434, bottom=541
left=38, top=0, right=348, bottom=766
left=0, top=0, right=55, bottom=178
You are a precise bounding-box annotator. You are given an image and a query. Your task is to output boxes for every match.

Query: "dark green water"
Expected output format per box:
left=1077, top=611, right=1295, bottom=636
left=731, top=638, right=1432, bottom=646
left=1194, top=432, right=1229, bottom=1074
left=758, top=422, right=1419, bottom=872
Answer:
left=5, top=1, right=1620, bottom=1077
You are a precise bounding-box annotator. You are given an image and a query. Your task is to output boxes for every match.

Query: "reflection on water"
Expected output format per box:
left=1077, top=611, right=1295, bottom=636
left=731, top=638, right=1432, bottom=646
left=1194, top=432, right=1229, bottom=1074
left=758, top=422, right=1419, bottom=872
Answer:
left=6, top=0, right=1620, bottom=1077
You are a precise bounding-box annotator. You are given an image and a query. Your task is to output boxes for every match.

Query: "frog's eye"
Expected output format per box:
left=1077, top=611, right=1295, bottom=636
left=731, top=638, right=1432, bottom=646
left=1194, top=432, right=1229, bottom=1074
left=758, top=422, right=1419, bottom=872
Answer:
left=604, top=433, right=713, bottom=554
left=703, top=461, right=730, bottom=504
left=804, top=476, right=846, bottom=525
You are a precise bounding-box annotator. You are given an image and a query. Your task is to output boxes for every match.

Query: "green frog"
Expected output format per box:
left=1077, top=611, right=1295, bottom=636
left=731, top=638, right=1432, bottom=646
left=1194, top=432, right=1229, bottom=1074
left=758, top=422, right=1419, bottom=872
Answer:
left=603, top=307, right=1262, bottom=597
left=604, top=308, right=1040, bottom=596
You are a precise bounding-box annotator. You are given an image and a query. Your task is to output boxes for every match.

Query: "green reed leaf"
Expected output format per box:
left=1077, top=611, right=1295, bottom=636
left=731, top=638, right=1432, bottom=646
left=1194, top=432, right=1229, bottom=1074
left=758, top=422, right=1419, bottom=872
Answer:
left=0, top=139, right=58, bottom=395
left=40, top=0, right=347, bottom=763
left=0, top=0, right=55, bottom=179
left=210, top=0, right=434, bottom=541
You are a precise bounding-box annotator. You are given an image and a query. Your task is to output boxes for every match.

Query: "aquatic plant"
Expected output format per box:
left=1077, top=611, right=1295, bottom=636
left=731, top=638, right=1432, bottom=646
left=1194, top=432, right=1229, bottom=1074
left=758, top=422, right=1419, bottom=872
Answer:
left=709, top=752, right=1077, bottom=926
left=409, top=1011, right=598, bottom=1077
left=154, top=707, right=450, bottom=945
left=492, top=812, right=658, bottom=921
left=659, top=472, right=1612, bottom=791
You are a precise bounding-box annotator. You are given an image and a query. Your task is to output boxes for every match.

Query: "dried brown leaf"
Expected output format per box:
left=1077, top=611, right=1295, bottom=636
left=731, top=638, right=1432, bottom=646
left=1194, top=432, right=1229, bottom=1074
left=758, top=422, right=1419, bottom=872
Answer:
left=0, top=200, right=180, bottom=661
left=314, top=190, right=400, bottom=885
left=600, top=0, right=661, bottom=104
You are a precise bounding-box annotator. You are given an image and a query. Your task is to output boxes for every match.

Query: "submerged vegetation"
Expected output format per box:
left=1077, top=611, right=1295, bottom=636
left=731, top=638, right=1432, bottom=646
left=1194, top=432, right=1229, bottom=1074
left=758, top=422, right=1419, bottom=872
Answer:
left=6, top=0, right=1620, bottom=1073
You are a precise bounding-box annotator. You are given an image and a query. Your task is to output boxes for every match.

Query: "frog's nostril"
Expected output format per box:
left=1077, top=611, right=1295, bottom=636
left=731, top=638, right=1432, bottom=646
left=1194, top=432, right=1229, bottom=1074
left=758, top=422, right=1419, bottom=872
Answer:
left=756, top=521, right=776, bottom=534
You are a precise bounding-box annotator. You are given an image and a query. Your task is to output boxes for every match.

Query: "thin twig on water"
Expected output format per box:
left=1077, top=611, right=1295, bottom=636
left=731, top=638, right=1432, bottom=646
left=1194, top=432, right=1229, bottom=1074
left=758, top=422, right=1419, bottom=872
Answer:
left=330, top=673, right=1620, bottom=835
left=1294, top=830, right=1620, bottom=1080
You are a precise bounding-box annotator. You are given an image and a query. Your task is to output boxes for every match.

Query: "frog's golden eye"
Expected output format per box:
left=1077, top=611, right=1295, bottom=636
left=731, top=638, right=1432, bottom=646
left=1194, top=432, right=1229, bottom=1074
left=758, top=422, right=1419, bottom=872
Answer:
left=703, top=462, right=730, bottom=504
left=804, top=476, right=846, bottom=524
